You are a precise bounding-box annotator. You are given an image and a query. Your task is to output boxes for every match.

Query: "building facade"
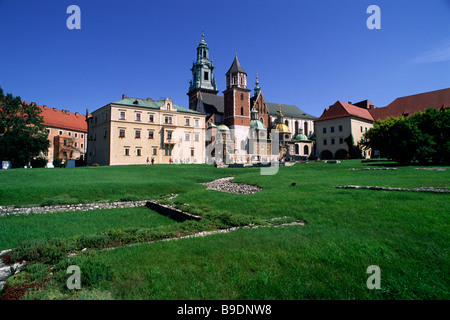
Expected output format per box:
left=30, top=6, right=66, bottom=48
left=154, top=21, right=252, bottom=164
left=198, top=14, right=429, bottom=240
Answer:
left=39, top=105, right=87, bottom=167
left=86, top=96, right=206, bottom=165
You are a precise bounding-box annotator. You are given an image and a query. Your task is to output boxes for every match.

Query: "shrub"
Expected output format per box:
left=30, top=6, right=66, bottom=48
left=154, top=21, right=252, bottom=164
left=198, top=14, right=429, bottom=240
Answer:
left=30, top=157, right=48, bottom=168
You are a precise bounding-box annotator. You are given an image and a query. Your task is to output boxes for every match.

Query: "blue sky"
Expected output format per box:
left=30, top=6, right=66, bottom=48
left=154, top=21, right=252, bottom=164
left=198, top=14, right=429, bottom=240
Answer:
left=0, top=0, right=449, bottom=117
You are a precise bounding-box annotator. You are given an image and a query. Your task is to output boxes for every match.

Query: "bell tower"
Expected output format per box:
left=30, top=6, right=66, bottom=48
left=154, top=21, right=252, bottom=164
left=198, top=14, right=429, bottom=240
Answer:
left=187, top=32, right=218, bottom=110
left=223, top=53, right=251, bottom=127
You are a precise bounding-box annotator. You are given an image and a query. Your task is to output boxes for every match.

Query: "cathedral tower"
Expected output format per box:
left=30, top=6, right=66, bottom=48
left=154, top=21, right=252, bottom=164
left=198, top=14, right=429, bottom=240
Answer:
left=223, top=54, right=251, bottom=127
left=187, top=33, right=218, bottom=110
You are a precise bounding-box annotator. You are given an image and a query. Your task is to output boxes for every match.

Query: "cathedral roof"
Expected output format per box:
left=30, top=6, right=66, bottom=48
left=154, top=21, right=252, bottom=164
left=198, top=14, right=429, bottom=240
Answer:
left=266, top=102, right=316, bottom=120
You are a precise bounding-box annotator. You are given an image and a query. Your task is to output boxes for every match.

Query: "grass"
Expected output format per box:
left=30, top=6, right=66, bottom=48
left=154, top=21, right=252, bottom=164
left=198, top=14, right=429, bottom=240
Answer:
left=0, top=160, right=448, bottom=300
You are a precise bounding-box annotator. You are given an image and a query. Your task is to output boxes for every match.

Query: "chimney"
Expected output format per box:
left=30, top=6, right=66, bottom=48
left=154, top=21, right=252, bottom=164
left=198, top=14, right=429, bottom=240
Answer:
left=75, top=112, right=79, bottom=117
left=147, top=98, right=153, bottom=101
left=53, top=107, right=57, bottom=112
left=43, top=105, right=47, bottom=110
left=348, top=101, right=352, bottom=105
left=122, top=94, right=126, bottom=99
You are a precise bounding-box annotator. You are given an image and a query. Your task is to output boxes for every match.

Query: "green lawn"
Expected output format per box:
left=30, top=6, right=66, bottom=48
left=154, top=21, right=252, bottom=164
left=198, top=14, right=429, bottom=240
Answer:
left=0, top=161, right=448, bottom=300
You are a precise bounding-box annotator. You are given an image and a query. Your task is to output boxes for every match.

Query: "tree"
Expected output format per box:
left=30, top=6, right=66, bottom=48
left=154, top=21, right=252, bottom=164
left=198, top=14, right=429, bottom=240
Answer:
left=0, top=87, right=49, bottom=167
left=344, top=134, right=362, bottom=159
left=360, top=108, right=450, bottom=165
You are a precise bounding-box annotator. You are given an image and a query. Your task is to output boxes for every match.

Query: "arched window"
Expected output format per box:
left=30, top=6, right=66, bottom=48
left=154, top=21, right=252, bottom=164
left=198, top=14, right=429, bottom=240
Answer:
left=304, top=122, right=309, bottom=136
left=241, top=107, right=244, bottom=115
left=295, top=121, right=299, bottom=135
left=295, top=144, right=300, bottom=154
left=304, top=145, right=309, bottom=155
left=241, top=93, right=244, bottom=100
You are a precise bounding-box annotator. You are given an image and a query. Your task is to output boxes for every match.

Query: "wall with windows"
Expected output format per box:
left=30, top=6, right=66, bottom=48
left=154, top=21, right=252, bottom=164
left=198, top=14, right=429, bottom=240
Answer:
left=314, top=117, right=373, bottom=159
left=87, top=102, right=206, bottom=165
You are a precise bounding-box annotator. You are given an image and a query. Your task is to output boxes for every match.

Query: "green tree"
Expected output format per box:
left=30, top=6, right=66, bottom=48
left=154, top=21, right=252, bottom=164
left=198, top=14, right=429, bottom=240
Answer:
left=344, top=134, right=362, bottom=159
left=361, top=108, right=450, bottom=165
left=0, top=87, right=49, bottom=167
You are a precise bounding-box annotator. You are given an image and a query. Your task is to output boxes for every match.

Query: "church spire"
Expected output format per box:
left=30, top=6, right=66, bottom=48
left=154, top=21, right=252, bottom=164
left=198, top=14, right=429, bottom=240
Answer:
left=254, top=72, right=261, bottom=97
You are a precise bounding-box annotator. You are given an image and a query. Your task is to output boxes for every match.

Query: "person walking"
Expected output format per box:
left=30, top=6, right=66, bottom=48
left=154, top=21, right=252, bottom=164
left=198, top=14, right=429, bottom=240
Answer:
left=146, top=157, right=150, bottom=165
left=151, top=157, right=154, bottom=165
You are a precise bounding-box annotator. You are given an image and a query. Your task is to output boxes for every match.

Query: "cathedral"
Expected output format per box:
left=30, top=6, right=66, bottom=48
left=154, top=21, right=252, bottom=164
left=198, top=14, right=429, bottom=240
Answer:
left=187, top=33, right=316, bottom=163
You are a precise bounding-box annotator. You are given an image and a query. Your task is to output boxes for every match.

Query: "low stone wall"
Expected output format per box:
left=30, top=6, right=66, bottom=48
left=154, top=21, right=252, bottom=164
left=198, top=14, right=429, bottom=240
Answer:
left=335, top=185, right=450, bottom=193
left=350, top=168, right=397, bottom=171
left=0, top=200, right=149, bottom=218
left=145, top=201, right=202, bottom=222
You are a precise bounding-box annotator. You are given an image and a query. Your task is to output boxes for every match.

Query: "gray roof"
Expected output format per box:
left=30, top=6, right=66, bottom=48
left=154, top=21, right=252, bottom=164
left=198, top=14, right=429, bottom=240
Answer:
left=198, top=94, right=224, bottom=115
left=266, top=102, right=317, bottom=120
left=226, top=54, right=246, bottom=75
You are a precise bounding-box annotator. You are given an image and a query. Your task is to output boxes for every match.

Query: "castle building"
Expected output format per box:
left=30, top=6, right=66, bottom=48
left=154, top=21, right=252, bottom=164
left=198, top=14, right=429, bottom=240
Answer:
left=187, top=34, right=316, bottom=162
left=36, top=104, right=87, bottom=167
left=314, top=87, right=450, bottom=159
left=86, top=96, right=205, bottom=165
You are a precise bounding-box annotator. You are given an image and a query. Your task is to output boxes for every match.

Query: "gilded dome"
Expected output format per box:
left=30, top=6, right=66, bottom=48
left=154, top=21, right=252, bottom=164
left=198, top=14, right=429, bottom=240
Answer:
left=272, top=123, right=291, bottom=134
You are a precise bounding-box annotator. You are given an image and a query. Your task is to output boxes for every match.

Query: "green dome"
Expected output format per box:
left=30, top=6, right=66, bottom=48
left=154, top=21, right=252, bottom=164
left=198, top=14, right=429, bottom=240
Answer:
left=294, top=133, right=309, bottom=141
left=216, top=124, right=230, bottom=131
left=250, top=119, right=267, bottom=130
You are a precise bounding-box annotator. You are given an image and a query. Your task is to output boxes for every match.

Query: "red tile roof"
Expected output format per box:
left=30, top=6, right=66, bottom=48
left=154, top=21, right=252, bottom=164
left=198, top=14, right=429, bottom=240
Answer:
left=38, top=104, right=87, bottom=132
left=315, top=101, right=374, bottom=122
left=370, top=88, right=450, bottom=121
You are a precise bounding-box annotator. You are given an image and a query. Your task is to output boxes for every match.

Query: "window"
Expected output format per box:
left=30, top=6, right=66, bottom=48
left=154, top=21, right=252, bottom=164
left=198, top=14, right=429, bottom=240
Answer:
left=194, top=119, right=199, bottom=127
left=185, top=118, right=190, bottom=126
left=63, top=139, right=67, bottom=146
left=165, top=148, right=172, bottom=156
left=47, top=129, right=51, bottom=134
left=148, top=131, right=154, bottom=139
left=135, top=130, right=141, bottom=139
left=241, top=107, right=244, bottom=115
left=167, top=131, right=172, bottom=140
left=81, top=143, right=83, bottom=149
left=331, top=127, right=334, bottom=133
left=304, top=145, right=309, bottom=155
left=119, top=129, right=125, bottom=138
left=331, top=138, right=335, bottom=145
left=120, top=111, right=125, bottom=120
left=81, top=134, right=84, bottom=138
left=136, top=113, right=141, bottom=121
left=124, top=148, right=130, bottom=156
left=339, top=138, right=344, bottom=144
left=136, top=148, right=142, bottom=156
left=361, top=126, right=363, bottom=132
left=241, top=93, right=244, bottom=100
left=323, top=139, right=327, bottom=145
left=190, top=149, right=194, bottom=156
left=152, top=148, right=157, bottom=155
left=185, top=133, right=190, bottom=141
left=68, top=132, right=71, bottom=136
left=204, top=71, right=209, bottom=81
left=164, top=116, right=172, bottom=124
left=74, top=133, right=77, bottom=138
left=194, top=133, right=199, bottom=142
left=149, top=114, right=154, bottom=122
left=339, top=125, right=343, bottom=132
left=74, top=142, right=77, bottom=148
left=59, top=131, right=63, bottom=135
left=323, top=128, right=326, bottom=134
